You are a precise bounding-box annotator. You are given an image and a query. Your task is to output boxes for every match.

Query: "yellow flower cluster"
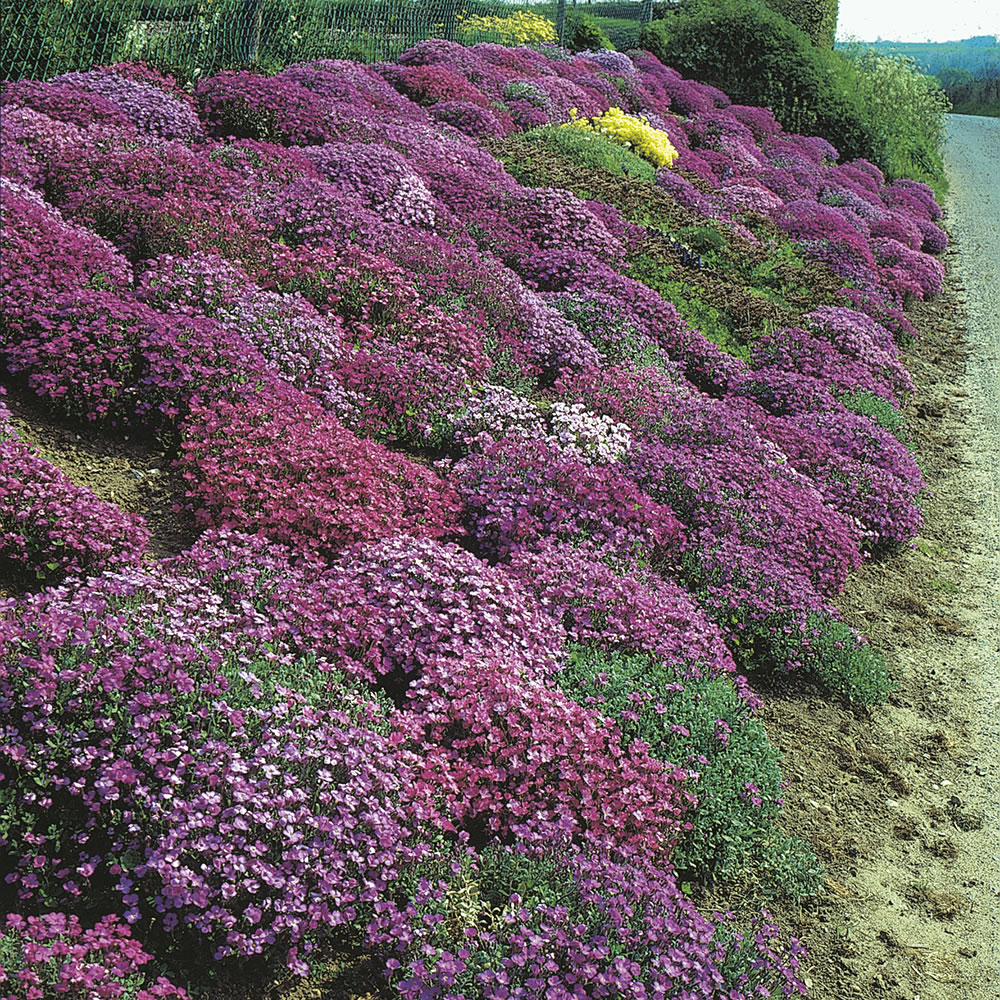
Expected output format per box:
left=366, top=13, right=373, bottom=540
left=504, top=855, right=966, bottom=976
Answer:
left=561, top=107, right=679, bottom=168
left=456, top=10, right=557, bottom=45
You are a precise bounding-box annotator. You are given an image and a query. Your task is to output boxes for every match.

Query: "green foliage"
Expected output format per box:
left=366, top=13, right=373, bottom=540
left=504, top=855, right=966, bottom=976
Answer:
left=564, top=12, right=614, bottom=53
left=627, top=256, right=752, bottom=360
left=945, top=76, right=1000, bottom=117
left=520, top=124, right=658, bottom=181
left=676, top=224, right=728, bottom=259
left=560, top=645, right=823, bottom=897
left=840, top=390, right=910, bottom=442
left=640, top=0, right=878, bottom=164
left=1, top=0, right=487, bottom=82
left=744, top=611, right=894, bottom=705
left=935, top=66, right=975, bottom=89
left=762, top=0, right=838, bottom=49
left=836, top=44, right=950, bottom=195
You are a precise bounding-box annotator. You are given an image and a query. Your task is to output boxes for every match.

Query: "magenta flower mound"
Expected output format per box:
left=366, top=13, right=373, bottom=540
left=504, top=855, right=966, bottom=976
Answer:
left=745, top=403, right=924, bottom=549
left=280, top=58, right=430, bottom=126
left=0, top=401, right=149, bottom=583
left=177, top=381, right=463, bottom=556
left=0, top=912, right=190, bottom=1000
left=40, top=129, right=272, bottom=268
left=873, top=236, right=945, bottom=301
left=310, top=535, right=565, bottom=685
left=1, top=78, right=136, bottom=130
left=304, top=142, right=440, bottom=229
left=1, top=178, right=132, bottom=305
left=451, top=433, right=685, bottom=565
left=327, top=339, right=473, bottom=446
left=194, top=71, right=336, bottom=145
left=628, top=428, right=864, bottom=623
left=272, top=245, right=491, bottom=378
left=396, top=656, right=695, bottom=853
left=431, top=99, right=514, bottom=138
left=49, top=69, right=204, bottom=140
left=378, top=62, right=495, bottom=109
left=506, top=540, right=742, bottom=686
left=503, top=186, right=627, bottom=267
left=369, top=840, right=807, bottom=998
left=2, top=287, right=161, bottom=425
left=750, top=324, right=905, bottom=407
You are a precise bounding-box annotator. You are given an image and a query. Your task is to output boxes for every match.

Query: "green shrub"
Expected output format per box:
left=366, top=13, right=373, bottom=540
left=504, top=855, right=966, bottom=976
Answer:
left=836, top=44, right=950, bottom=194
left=564, top=12, right=614, bottom=53
left=946, top=76, right=1000, bottom=117
left=934, top=66, right=974, bottom=89
left=560, top=645, right=824, bottom=897
left=640, top=0, right=878, bottom=163
left=763, top=0, right=838, bottom=49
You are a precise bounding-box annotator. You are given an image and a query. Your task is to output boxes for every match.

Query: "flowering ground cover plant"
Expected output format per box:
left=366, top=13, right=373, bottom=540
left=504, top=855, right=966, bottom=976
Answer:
left=0, top=35, right=946, bottom=999
left=0, top=912, right=190, bottom=1000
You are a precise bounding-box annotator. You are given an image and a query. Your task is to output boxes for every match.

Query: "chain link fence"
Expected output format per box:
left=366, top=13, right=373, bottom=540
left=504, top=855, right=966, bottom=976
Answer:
left=2, top=0, right=655, bottom=83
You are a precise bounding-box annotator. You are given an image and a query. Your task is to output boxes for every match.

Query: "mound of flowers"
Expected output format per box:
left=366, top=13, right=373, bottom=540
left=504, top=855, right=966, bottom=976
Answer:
left=0, top=37, right=946, bottom=998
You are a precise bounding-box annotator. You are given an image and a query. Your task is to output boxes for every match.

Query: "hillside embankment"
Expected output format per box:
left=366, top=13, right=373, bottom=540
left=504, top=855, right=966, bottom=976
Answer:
left=0, top=57, right=994, bottom=1000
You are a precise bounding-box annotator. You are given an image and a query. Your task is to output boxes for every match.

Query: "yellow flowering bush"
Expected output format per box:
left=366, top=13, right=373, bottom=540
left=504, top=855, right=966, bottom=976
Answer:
left=562, top=107, right=679, bottom=168
left=457, top=10, right=557, bottom=46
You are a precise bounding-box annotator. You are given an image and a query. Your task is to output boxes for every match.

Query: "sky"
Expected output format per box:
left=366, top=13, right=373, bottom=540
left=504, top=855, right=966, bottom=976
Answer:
left=836, top=0, right=1000, bottom=42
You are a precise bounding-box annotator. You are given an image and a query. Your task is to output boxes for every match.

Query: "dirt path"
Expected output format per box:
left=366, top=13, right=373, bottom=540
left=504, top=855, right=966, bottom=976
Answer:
left=936, top=111, right=1000, bottom=992
left=764, top=114, right=1000, bottom=1000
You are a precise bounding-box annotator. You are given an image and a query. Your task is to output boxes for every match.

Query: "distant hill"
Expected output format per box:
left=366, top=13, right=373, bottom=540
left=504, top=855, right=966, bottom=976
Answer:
left=835, top=36, right=999, bottom=80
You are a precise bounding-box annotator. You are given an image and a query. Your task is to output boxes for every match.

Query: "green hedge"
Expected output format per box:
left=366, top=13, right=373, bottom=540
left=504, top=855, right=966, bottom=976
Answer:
left=640, top=0, right=878, bottom=162
left=763, top=0, right=837, bottom=49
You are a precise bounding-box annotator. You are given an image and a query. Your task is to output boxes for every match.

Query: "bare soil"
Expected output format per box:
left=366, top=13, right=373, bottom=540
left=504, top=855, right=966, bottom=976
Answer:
left=1, top=392, right=198, bottom=587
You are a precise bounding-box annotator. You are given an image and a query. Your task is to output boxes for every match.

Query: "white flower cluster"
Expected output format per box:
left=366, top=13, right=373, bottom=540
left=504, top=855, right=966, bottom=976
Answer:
left=451, top=384, right=547, bottom=448
left=549, top=401, right=633, bottom=465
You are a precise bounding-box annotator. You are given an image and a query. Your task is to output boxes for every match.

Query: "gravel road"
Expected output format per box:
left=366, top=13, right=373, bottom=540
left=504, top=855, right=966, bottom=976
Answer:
left=942, top=112, right=1000, bottom=990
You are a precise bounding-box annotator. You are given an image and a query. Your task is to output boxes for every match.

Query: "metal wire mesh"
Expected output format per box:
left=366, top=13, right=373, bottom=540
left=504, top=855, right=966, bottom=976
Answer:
left=1, top=0, right=653, bottom=83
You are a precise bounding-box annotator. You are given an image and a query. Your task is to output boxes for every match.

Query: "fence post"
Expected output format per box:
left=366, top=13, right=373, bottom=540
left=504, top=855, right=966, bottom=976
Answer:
left=556, top=0, right=567, bottom=45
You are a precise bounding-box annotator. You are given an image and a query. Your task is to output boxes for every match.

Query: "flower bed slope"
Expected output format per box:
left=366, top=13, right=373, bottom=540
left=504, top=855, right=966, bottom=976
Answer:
left=0, top=43, right=945, bottom=998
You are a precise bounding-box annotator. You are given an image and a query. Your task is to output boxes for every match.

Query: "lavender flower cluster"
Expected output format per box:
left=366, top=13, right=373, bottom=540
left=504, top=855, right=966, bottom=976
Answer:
left=0, top=912, right=189, bottom=1000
